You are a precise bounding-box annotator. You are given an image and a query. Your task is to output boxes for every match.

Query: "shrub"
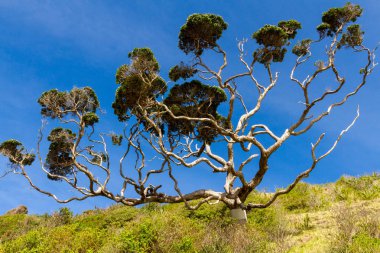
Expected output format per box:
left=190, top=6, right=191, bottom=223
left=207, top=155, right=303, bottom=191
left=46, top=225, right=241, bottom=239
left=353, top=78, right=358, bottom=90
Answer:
left=348, top=233, right=380, bottom=253
left=119, top=221, right=159, bottom=253
left=173, top=236, right=196, bottom=253
left=334, top=173, right=380, bottom=201
left=278, top=182, right=312, bottom=211
left=1, top=229, right=46, bottom=253
left=330, top=203, right=380, bottom=253
left=57, top=207, right=73, bottom=225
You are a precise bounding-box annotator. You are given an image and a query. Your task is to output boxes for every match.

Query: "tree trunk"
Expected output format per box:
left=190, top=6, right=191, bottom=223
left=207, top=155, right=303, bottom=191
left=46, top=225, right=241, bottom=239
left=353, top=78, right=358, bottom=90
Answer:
left=230, top=208, right=247, bottom=223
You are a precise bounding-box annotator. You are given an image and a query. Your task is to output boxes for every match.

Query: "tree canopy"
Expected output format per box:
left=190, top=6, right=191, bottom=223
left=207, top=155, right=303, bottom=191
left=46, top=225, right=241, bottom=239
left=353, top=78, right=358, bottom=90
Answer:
left=178, top=13, right=228, bottom=56
left=0, top=3, right=376, bottom=220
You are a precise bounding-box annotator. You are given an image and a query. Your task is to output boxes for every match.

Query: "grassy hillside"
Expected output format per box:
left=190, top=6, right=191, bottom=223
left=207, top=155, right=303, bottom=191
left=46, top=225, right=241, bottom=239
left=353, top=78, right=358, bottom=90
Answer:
left=0, top=174, right=379, bottom=253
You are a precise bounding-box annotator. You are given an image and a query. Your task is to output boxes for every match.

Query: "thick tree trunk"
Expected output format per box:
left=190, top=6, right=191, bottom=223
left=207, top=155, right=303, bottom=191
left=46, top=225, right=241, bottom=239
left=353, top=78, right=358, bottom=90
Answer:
left=230, top=208, right=247, bottom=223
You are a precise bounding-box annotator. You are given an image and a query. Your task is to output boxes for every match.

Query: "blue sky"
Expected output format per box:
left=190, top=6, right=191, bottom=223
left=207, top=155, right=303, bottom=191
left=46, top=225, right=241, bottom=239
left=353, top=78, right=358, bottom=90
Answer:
left=0, top=0, right=379, bottom=214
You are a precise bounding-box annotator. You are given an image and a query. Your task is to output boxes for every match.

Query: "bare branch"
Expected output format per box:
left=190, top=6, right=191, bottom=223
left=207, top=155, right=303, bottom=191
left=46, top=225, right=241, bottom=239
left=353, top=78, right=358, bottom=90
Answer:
left=244, top=106, right=360, bottom=210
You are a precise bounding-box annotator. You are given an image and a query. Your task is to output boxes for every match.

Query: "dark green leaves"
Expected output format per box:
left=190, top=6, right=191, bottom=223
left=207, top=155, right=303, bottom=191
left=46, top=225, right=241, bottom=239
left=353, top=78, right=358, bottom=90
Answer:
left=253, top=47, right=288, bottom=64
left=163, top=80, right=227, bottom=143
left=179, top=14, right=228, bottom=56
left=114, top=48, right=228, bottom=143
left=38, top=87, right=100, bottom=120
left=252, top=20, right=301, bottom=64
left=0, top=140, right=35, bottom=166
left=317, top=23, right=332, bottom=38
left=317, top=3, right=362, bottom=38
left=111, top=134, right=123, bottom=146
left=253, top=25, right=289, bottom=48
left=169, top=62, right=197, bottom=82
left=127, top=48, right=160, bottom=74
left=113, top=48, right=167, bottom=122
left=83, top=112, right=99, bottom=127
left=292, top=39, right=312, bottom=57
left=277, top=20, right=302, bottom=40
left=38, top=89, right=67, bottom=119
left=46, top=128, right=76, bottom=181
left=338, top=24, right=364, bottom=48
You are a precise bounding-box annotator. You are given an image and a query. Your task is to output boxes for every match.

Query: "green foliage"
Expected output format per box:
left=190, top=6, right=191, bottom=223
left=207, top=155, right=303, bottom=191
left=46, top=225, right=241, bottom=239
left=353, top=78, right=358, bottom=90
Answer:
left=300, top=214, right=312, bottom=230
left=163, top=80, right=227, bottom=143
left=178, top=13, right=227, bottom=56
left=56, top=207, right=73, bottom=225
left=45, top=128, right=76, bottom=181
left=316, top=23, right=332, bottom=38
left=348, top=233, right=380, bottom=253
left=0, top=214, right=40, bottom=242
left=277, top=20, right=302, bottom=39
left=1, top=177, right=380, bottom=252
left=168, top=62, right=197, bottom=82
left=252, top=20, right=301, bottom=64
left=1, top=225, right=108, bottom=253
left=317, top=3, right=362, bottom=38
left=119, top=221, right=158, bottom=253
left=0, top=140, right=22, bottom=158
left=112, top=48, right=167, bottom=122
left=38, top=87, right=99, bottom=119
left=277, top=182, right=332, bottom=212
left=82, top=112, right=99, bottom=127
left=2, top=229, right=46, bottom=253
left=253, top=46, right=288, bottom=65
left=279, top=182, right=312, bottom=211
left=253, top=25, right=289, bottom=48
left=338, top=24, right=364, bottom=49
left=90, top=152, right=107, bottom=164
left=249, top=205, right=286, bottom=232
left=76, top=205, right=138, bottom=229
left=128, top=47, right=160, bottom=73
left=173, top=236, right=196, bottom=253
left=110, top=134, right=123, bottom=146
left=185, top=201, right=229, bottom=222
left=141, top=202, right=163, bottom=213
left=334, top=173, right=380, bottom=201
left=330, top=203, right=380, bottom=253
left=0, top=140, right=35, bottom=166
left=292, top=39, right=312, bottom=56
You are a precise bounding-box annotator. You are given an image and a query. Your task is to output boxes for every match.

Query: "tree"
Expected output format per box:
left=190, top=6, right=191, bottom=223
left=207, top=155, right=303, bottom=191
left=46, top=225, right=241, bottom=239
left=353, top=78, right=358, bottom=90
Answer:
left=0, top=3, right=377, bottom=221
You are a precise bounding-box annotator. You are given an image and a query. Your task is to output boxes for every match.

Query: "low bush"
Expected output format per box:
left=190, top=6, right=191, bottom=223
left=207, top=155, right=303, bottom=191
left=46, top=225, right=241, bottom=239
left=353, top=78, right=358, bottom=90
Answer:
left=0, top=175, right=379, bottom=252
left=334, top=173, right=380, bottom=201
left=330, top=203, right=380, bottom=253
left=119, top=220, right=159, bottom=253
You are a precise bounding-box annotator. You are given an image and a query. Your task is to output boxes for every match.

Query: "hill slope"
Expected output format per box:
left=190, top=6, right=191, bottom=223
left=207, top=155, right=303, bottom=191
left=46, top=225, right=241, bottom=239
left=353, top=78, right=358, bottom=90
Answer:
left=0, top=174, right=379, bottom=253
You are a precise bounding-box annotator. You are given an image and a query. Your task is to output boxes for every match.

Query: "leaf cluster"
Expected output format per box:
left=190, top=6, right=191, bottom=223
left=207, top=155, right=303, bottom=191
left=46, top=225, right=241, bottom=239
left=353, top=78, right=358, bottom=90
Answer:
left=45, top=128, right=76, bottom=181
left=163, top=80, right=227, bottom=143
left=252, top=20, right=301, bottom=64
left=0, top=140, right=35, bottom=166
left=113, top=15, right=229, bottom=142
left=317, top=3, right=362, bottom=38
left=178, top=13, right=227, bottom=56
left=168, top=62, right=197, bottom=82
left=82, top=112, right=99, bottom=127
left=113, top=48, right=167, bottom=122
left=338, top=24, right=364, bottom=49
left=110, top=134, right=123, bottom=146
left=292, top=39, right=312, bottom=57
left=38, top=87, right=100, bottom=120
left=90, top=152, right=108, bottom=164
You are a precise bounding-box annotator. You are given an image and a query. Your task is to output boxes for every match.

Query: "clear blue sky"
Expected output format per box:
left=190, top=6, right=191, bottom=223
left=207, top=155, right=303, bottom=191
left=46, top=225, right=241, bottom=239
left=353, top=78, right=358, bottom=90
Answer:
left=0, top=0, right=379, bottom=214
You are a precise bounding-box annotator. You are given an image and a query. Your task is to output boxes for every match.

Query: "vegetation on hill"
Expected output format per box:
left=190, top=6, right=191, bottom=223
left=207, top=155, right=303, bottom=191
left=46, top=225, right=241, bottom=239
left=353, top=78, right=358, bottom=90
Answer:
left=0, top=174, right=379, bottom=253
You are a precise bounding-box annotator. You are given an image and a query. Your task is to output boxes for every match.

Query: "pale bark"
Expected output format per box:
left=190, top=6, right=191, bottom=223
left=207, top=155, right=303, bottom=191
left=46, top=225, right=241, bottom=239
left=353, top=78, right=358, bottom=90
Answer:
left=3, top=18, right=377, bottom=214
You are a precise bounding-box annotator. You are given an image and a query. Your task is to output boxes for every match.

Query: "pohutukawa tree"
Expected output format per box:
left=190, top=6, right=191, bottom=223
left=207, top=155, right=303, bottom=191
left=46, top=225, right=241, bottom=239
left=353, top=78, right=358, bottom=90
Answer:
left=0, top=3, right=377, bottom=220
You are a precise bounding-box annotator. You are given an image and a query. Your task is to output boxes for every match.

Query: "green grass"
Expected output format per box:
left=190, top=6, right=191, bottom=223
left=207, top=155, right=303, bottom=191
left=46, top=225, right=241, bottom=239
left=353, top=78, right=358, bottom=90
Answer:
left=0, top=173, right=379, bottom=253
